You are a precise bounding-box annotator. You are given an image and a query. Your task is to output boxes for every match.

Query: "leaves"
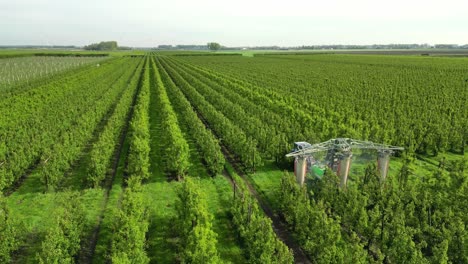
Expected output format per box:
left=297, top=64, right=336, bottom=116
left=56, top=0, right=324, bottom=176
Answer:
left=126, top=58, right=151, bottom=182
left=232, top=172, right=294, bottom=263
left=0, top=195, right=20, bottom=263
left=175, top=178, right=221, bottom=263
left=87, top=58, right=144, bottom=187
left=157, top=57, right=225, bottom=175
left=110, top=183, right=150, bottom=264
left=152, top=57, right=190, bottom=179
left=36, top=192, right=85, bottom=263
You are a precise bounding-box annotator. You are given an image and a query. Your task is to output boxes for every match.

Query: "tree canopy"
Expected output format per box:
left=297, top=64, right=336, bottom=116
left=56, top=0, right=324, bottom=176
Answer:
left=207, top=42, right=221, bottom=51
left=84, top=41, right=118, bottom=51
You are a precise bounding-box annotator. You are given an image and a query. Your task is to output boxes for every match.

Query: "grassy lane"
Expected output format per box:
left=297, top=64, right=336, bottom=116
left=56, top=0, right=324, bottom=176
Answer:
left=157, top=56, right=244, bottom=262
left=144, top=57, right=178, bottom=263
left=144, top=58, right=244, bottom=263
left=172, top=104, right=245, bottom=264
left=90, top=137, right=128, bottom=264
left=61, top=58, right=144, bottom=191
left=6, top=62, right=138, bottom=196
left=91, top=59, right=147, bottom=263
left=84, top=58, right=145, bottom=263
left=201, top=176, right=245, bottom=263
left=9, top=190, right=105, bottom=264
left=1, top=58, right=131, bottom=193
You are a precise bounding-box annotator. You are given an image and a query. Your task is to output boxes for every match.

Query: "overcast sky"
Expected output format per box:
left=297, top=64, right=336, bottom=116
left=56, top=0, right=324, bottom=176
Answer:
left=1, top=0, right=468, bottom=47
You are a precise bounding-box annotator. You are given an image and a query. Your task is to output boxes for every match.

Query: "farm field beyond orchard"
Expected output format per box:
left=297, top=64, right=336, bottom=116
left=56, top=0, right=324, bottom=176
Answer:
left=0, top=52, right=467, bottom=264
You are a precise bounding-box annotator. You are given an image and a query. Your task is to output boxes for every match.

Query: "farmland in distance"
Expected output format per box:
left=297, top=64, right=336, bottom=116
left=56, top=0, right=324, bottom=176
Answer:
left=0, top=51, right=467, bottom=263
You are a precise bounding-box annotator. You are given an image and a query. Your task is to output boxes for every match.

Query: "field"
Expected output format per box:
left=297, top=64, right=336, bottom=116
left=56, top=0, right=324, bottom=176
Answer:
left=0, top=51, right=467, bottom=263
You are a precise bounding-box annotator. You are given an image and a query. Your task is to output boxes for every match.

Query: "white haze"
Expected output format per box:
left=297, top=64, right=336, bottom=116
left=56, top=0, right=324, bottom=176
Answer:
left=1, top=0, right=467, bottom=47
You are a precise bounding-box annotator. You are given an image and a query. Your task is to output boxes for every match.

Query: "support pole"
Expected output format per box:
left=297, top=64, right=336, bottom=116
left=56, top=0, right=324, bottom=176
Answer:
left=338, top=152, right=353, bottom=188
left=294, top=156, right=307, bottom=186
left=326, top=148, right=336, bottom=171
left=377, top=150, right=392, bottom=182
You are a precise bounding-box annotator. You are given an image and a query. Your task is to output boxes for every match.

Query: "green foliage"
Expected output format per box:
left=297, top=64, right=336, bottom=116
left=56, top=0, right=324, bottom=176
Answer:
left=0, top=57, right=141, bottom=192
left=36, top=192, right=86, bottom=263
left=175, top=178, right=220, bottom=263
left=279, top=155, right=468, bottom=263
left=126, top=57, right=151, bottom=182
left=0, top=195, right=20, bottom=263
left=178, top=54, right=468, bottom=155
left=110, top=181, right=150, bottom=263
left=156, top=57, right=225, bottom=175
left=151, top=57, right=190, bottom=179
left=183, top=221, right=220, bottom=263
left=0, top=56, right=106, bottom=93
left=84, top=41, right=118, bottom=51
left=88, top=58, right=145, bottom=187
left=37, top=58, right=143, bottom=191
left=2, top=52, right=468, bottom=263
left=279, top=172, right=366, bottom=263
left=231, top=173, right=294, bottom=263
left=207, top=42, right=221, bottom=51
left=158, top=57, right=262, bottom=171
left=0, top=58, right=116, bottom=189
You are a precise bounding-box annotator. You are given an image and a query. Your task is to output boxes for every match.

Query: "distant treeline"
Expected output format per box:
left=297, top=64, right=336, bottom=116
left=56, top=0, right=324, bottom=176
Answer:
left=156, top=43, right=468, bottom=51
left=253, top=50, right=468, bottom=57
left=156, top=45, right=209, bottom=50
left=254, top=52, right=334, bottom=56
left=172, top=53, right=242, bottom=56
left=83, top=41, right=118, bottom=51
left=82, top=41, right=131, bottom=51
left=298, top=44, right=468, bottom=50
left=34, top=53, right=109, bottom=57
